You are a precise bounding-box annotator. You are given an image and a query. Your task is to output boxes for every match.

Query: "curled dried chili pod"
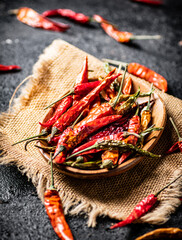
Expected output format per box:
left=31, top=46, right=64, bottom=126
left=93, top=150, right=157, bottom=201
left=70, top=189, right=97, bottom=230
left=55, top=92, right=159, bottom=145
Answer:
left=103, top=58, right=168, bottom=92
left=110, top=173, right=182, bottom=229
left=9, top=7, right=70, bottom=32
left=44, top=154, right=74, bottom=239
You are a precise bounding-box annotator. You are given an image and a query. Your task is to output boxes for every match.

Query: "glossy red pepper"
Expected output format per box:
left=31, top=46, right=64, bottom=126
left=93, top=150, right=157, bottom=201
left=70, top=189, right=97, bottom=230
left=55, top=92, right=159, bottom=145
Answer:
left=122, top=76, right=132, bottom=95
left=0, top=64, right=21, bottom=71
left=50, top=69, right=119, bottom=137
left=42, top=9, right=90, bottom=24
left=110, top=174, right=182, bottom=229
left=54, top=115, right=122, bottom=164
left=11, top=7, right=70, bottom=32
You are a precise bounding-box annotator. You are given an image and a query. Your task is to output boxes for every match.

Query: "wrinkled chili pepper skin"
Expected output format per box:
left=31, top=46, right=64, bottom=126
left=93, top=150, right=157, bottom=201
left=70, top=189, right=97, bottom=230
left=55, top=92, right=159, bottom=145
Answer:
left=74, top=81, right=100, bottom=96
left=110, top=194, right=157, bottom=229
left=54, top=115, right=122, bottom=164
left=122, top=76, right=132, bottom=95
left=93, top=15, right=133, bottom=43
left=42, top=9, right=90, bottom=24
left=166, top=141, right=182, bottom=154
left=51, top=70, right=119, bottom=135
left=118, top=115, right=140, bottom=164
left=16, top=7, right=70, bottom=32
left=0, top=64, right=21, bottom=71
left=128, top=63, right=167, bottom=92
left=75, top=56, right=88, bottom=84
left=141, top=110, right=151, bottom=132
left=40, top=96, right=73, bottom=128
left=44, top=189, right=74, bottom=240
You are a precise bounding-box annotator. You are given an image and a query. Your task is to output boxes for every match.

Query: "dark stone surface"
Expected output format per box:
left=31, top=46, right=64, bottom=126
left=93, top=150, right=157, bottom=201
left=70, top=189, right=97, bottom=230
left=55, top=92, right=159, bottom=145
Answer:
left=0, top=0, right=182, bottom=239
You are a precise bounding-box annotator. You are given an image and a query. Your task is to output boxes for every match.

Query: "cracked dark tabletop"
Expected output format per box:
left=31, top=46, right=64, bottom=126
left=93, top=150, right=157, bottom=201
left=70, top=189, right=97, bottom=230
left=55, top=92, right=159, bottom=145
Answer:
left=0, top=0, right=182, bottom=239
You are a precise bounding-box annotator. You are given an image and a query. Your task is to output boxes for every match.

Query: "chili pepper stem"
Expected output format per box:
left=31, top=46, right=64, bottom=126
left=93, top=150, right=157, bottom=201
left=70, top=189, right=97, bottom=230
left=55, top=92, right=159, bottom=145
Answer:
left=169, top=117, right=182, bottom=141
left=130, top=35, right=161, bottom=40
left=102, top=58, right=128, bottom=67
left=70, top=111, right=84, bottom=128
left=12, top=130, right=48, bottom=146
left=49, top=153, right=56, bottom=190
left=8, top=9, right=19, bottom=15
left=112, top=64, right=128, bottom=108
left=53, top=145, right=66, bottom=160
left=154, top=174, right=182, bottom=197
left=44, top=90, right=73, bottom=110
left=24, top=138, right=47, bottom=151
left=71, top=156, right=84, bottom=166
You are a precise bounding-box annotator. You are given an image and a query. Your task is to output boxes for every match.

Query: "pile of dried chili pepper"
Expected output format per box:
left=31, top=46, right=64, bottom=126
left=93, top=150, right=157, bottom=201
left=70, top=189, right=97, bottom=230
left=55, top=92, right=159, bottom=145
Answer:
left=13, top=56, right=163, bottom=171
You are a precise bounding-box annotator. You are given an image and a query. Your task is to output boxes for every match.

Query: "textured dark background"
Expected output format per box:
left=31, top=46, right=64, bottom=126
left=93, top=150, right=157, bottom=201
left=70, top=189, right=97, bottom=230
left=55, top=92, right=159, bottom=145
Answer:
left=0, top=0, right=182, bottom=239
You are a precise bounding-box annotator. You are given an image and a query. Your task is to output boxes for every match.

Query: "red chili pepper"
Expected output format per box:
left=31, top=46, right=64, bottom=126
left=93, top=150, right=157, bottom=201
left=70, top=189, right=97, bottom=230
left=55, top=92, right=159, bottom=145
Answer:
left=166, top=117, right=182, bottom=154
left=44, top=154, right=74, bottom=240
left=0, top=64, right=21, bottom=71
left=42, top=9, right=90, bottom=24
left=103, top=59, right=168, bottom=92
left=39, top=96, right=73, bottom=128
left=118, top=108, right=140, bottom=164
left=54, top=115, right=122, bottom=164
left=132, top=0, right=163, bottom=5
left=122, top=76, right=132, bottom=95
left=10, top=7, right=70, bottom=32
left=93, top=15, right=161, bottom=43
left=75, top=56, right=88, bottom=84
left=50, top=69, right=120, bottom=137
left=110, top=174, right=182, bottom=229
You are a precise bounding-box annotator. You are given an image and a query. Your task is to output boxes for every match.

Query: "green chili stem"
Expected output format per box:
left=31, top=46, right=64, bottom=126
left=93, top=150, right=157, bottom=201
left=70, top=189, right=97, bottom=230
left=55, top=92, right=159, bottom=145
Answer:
left=155, top=174, right=182, bottom=197
left=102, top=59, right=128, bottom=67
left=104, top=62, right=111, bottom=74
left=130, top=35, right=161, bottom=40
left=169, top=117, right=182, bottom=141
left=49, top=153, right=55, bottom=190
left=24, top=138, right=47, bottom=151
left=71, top=156, right=84, bottom=166
left=70, top=111, right=84, bottom=128
left=34, top=144, right=56, bottom=151
left=112, top=64, right=128, bottom=108
left=52, top=145, right=66, bottom=160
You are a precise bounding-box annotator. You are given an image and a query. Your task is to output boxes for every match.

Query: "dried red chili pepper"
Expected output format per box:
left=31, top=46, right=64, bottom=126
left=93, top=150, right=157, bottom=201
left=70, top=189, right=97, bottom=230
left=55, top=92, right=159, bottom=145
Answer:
left=50, top=69, right=120, bottom=138
left=110, top=174, right=182, bottom=229
left=118, top=107, right=140, bottom=164
left=54, top=115, right=122, bottom=164
left=42, top=9, right=90, bottom=24
left=166, top=117, right=182, bottom=154
left=44, top=154, right=74, bottom=239
left=132, top=0, right=163, bottom=5
left=10, top=7, right=70, bottom=32
left=93, top=15, right=161, bottom=43
left=40, top=96, right=73, bottom=128
left=103, top=59, right=168, bottom=92
left=0, top=64, right=21, bottom=71
left=122, top=76, right=132, bottom=95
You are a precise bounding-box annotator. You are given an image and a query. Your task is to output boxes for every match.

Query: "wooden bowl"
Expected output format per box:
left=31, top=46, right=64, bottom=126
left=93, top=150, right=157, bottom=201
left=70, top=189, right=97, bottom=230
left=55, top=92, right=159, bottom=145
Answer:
left=38, top=79, right=166, bottom=179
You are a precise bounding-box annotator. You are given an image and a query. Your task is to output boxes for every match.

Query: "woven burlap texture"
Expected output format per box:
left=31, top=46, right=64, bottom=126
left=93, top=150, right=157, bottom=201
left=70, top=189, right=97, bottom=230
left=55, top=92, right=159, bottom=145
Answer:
left=0, top=39, right=182, bottom=227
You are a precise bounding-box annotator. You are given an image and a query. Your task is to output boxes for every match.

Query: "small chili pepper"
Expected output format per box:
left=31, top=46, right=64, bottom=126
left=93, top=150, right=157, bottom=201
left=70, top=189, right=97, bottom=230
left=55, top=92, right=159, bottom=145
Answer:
left=44, top=154, right=74, bottom=240
left=103, top=58, right=168, bottom=92
left=40, top=96, right=73, bottom=128
left=54, top=115, right=122, bottom=164
left=110, top=173, right=182, bottom=229
left=67, top=139, right=161, bottom=160
left=0, top=64, right=21, bottom=72
left=10, top=7, right=70, bottom=32
left=50, top=69, right=120, bottom=138
left=166, top=117, right=182, bottom=154
left=42, top=9, right=90, bottom=24
left=132, top=0, right=163, bottom=5
left=122, top=76, right=132, bottom=95
left=93, top=15, right=161, bottom=43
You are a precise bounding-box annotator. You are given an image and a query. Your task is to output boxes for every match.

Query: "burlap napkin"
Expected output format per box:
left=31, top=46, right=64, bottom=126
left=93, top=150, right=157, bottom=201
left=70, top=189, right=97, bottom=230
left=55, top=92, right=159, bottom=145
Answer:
left=0, top=39, right=181, bottom=227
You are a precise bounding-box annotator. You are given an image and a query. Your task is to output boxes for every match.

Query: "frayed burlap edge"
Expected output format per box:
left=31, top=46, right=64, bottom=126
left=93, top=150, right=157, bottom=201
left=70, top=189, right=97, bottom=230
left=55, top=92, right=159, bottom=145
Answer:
left=0, top=39, right=182, bottom=227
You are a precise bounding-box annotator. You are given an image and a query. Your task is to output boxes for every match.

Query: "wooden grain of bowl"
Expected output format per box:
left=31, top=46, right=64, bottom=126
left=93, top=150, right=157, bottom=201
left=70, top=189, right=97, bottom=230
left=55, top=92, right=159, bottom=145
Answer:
left=38, top=78, right=166, bottom=179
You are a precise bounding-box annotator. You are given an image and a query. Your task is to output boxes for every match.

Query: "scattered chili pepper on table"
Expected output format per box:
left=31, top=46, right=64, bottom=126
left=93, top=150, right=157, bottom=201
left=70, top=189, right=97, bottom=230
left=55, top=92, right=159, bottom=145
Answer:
left=9, top=7, right=70, bottom=32
left=110, top=173, right=182, bottom=229
left=93, top=15, right=161, bottom=43
left=103, top=58, right=168, bottom=92
left=42, top=9, right=90, bottom=24
left=0, top=64, right=21, bottom=72
left=132, top=0, right=163, bottom=5
left=166, top=117, right=182, bottom=154
left=44, top=154, right=74, bottom=240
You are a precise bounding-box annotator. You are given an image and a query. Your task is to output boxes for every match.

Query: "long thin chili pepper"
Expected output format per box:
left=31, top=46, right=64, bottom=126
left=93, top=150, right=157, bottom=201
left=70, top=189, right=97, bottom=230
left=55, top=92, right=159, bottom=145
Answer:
left=103, top=58, right=168, bottom=92
left=44, top=154, right=74, bottom=239
left=132, top=0, right=163, bottom=5
left=40, top=96, right=73, bottom=128
left=54, top=115, right=122, bottom=164
left=10, top=7, right=70, bottom=32
left=50, top=69, right=120, bottom=138
left=42, top=9, right=90, bottom=24
left=110, top=173, right=182, bottom=229
left=93, top=15, right=161, bottom=43
left=166, top=117, right=182, bottom=154
left=67, top=139, right=161, bottom=160
left=0, top=64, right=21, bottom=71
left=118, top=106, right=140, bottom=164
